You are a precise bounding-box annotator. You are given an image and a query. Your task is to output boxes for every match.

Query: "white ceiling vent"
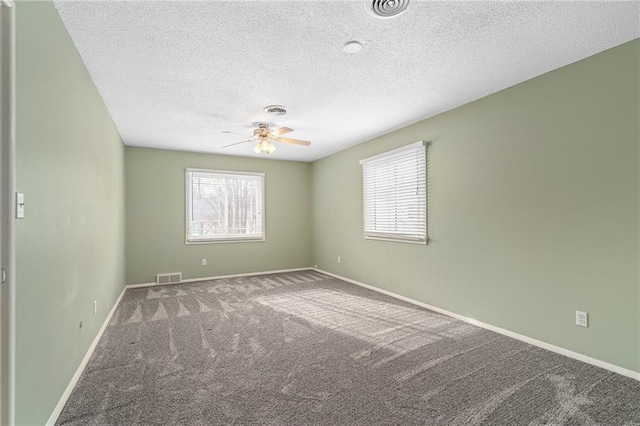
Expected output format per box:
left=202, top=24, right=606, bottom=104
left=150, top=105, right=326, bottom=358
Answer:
left=264, top=105, right=287, bottom=116
left=367, top=0, right=409, bottom=19
left=156, top=272, right=182, bottom=286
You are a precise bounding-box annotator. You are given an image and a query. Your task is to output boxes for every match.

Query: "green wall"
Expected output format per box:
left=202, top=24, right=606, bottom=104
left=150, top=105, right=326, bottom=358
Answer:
left=15, top=2, right=126, bottom=425
left=11, top=4, right=640, bottom=424
left=311, top=40, right=640, bottom=373
left=125, top=147, right=312, bottom=284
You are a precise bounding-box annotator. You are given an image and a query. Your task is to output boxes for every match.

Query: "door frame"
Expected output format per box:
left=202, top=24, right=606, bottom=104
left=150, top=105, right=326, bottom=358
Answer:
left=0, top=1, right=15, bottom=425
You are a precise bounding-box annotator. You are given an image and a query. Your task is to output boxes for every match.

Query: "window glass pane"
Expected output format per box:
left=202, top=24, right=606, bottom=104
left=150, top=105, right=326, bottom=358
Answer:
left=186, top=170, right=264, bottom=243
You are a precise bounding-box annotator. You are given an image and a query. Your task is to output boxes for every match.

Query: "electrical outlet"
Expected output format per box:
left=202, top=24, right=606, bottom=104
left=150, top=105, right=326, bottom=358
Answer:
left=201, top=259, right=207, bottom=266
left=314, top=265, right=318, bottom=269
left=93, top=300, right=97, bottom=315
left=337, top=256, right=341, bottom=264
left=576, top=311, right=588, bottom=328
left=79, top=321, right=83, bottom=330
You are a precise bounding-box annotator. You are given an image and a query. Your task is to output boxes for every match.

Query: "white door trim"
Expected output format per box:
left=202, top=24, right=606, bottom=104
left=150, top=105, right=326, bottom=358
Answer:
left=0, top=1, right=15, bottom=424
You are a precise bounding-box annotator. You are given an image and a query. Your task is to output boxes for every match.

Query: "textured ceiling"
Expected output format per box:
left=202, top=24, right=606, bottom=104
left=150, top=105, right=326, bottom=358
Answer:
left=53, top=1, right=640, bottom=162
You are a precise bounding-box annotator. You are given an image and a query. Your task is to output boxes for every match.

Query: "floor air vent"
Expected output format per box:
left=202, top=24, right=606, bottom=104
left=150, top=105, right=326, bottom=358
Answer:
left=156, top=272, right=182, bottom=285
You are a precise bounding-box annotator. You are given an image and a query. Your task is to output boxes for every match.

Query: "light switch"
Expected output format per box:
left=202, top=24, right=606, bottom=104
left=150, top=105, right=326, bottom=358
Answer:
left=16, top=193, right=24, bottom=219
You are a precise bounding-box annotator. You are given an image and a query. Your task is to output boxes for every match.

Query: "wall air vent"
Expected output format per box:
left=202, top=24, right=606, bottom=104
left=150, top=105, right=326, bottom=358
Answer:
left=156, top=272, right=182, bottom=285
left=367, top=0, right=409, bottom=18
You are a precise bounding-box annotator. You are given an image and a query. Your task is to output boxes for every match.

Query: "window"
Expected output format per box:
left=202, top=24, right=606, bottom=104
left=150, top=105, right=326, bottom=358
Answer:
left=360, top=141, right=427, bottom=244
left=186, top=169, right=264, bottom=243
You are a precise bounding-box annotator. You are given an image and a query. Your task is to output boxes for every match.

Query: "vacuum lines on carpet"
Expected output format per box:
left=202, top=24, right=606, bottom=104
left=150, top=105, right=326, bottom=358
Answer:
left=56, top=271, right=640, bottom=425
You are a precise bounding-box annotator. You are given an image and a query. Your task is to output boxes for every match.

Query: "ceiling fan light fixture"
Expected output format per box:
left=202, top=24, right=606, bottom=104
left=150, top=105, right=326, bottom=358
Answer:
left=222, top=124, right=309, bottom=153
left=254, top=139, right=276, bottom=154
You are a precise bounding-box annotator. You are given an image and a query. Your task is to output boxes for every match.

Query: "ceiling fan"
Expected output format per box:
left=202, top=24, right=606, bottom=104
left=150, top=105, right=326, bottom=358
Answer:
left=222, top=124, right=311, bottom=154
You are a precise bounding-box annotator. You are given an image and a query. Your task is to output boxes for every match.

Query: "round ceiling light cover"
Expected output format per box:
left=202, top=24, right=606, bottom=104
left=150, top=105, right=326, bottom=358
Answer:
left=343, top=40, right=363, bottom=54
left=366, top=0, right=409, bottom=18
left=264, top=105, right=287, bottom=116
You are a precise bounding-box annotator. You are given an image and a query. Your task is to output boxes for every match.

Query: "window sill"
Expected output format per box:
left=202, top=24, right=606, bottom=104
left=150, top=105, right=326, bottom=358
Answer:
left=364, top=236, right=428, bottom=245
left=186, top=237, right=266, bottom=245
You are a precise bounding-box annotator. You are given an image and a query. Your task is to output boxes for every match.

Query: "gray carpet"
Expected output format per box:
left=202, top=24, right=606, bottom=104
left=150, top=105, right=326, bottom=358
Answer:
left=57, top=271, right=640, bottom=425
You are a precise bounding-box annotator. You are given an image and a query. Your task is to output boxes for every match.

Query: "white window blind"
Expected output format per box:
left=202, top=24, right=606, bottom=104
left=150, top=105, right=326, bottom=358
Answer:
left=186, top=169, right=264, bottom=243
left=360, top=141, right=427, bottom=244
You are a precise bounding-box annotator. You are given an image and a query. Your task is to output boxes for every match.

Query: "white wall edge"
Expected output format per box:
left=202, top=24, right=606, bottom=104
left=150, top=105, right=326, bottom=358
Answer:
left=2, top=3, right=15, bottom=425
left=316, top=269, right=640, bottom=382
left=127, top=267, right=314, bottom=289
left=45, top=285, right=129, bottom=426
left=126, top=282, right=156, bottom=289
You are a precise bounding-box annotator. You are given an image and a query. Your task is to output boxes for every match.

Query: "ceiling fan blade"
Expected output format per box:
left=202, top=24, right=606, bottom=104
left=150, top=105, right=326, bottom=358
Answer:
left=278, top=137, right=311, bottom=146
left=269, top=127, right=293, bottom=137
left=221, top=139, right=253, bottom=149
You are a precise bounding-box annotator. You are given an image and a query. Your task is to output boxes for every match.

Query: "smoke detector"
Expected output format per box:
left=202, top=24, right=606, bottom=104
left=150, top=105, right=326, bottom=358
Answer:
left=366, top=0, right=409, bottom=18
left=264, top=105, right=287, bottom=116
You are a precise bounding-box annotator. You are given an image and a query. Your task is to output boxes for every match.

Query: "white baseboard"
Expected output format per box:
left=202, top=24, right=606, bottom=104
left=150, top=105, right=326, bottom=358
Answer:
left=124, top=282, right=157, bottom=289
left=46, top=285, right=128, bottom=426
left=127, top=267, right=314, bottom=288
left=317, top=269, right=640, bottom=381
left=49, top=265, right=636, bottom=426
left=46, top=266, right=315, bottom=424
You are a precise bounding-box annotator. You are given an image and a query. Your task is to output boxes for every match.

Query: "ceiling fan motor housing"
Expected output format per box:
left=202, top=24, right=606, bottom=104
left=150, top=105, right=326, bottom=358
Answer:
left=254, top=124, right=271, bottom=136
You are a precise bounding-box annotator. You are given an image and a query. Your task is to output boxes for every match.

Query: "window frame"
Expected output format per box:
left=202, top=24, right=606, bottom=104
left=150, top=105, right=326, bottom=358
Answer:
left=184, top=168, right=266, bottom=245
left=360, top=141, right=428, bottom=245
